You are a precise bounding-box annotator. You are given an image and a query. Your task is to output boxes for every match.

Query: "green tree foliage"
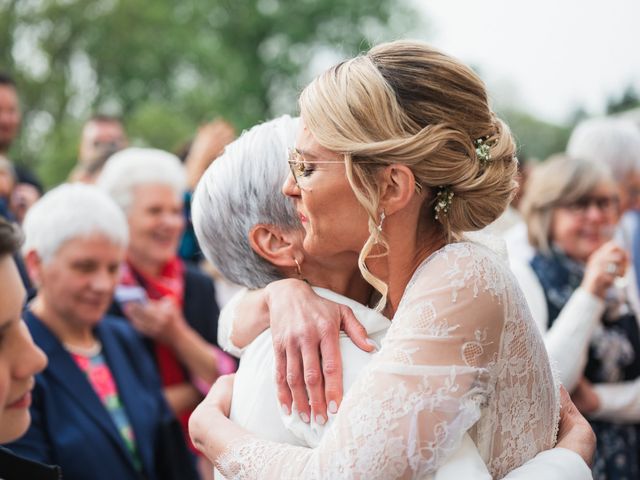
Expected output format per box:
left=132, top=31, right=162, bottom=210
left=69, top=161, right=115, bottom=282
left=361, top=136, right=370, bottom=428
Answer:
left=499, top=108, right=573, bottom=163
left=0, top=0, right=418, bottom=187
left=606, top=85, right=640, bottom=115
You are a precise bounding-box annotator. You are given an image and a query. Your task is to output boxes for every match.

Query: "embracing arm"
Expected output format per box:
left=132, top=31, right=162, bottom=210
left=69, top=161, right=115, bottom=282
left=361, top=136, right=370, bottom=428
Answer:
left=191, top=251, right=513, bottom=479
left=217, top=288, right=269, bottom=356
left=219, top=278, right=371, bottom=423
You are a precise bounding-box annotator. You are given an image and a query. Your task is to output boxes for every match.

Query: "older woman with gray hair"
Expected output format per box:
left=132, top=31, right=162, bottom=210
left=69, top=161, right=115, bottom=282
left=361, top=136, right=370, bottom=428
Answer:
left=191, top=115, right=594, bottom=480
left=511, top=155, right=640, bottom=479
left=568, top=118, right=640, bottom=212
left=5, top=183, right=198, bottom=480
left=97, top=148, right=234, bottom=459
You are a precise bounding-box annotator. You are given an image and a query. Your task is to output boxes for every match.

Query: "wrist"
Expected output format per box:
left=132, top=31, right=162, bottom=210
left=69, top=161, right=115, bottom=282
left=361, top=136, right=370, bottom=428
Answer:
left=581, top=279, right=604, bottom=299
left=265, top=279, right=311, bottom=305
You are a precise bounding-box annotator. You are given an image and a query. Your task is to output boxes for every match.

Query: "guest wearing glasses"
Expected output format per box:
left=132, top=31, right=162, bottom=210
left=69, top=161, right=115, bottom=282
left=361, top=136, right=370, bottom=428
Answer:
left=511, top=154, right=640, bottom=480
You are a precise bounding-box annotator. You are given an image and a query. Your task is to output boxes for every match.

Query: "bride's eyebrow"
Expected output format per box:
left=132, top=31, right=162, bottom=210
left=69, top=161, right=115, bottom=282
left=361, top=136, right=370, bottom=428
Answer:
left=296, top=148, right=319, bottom=161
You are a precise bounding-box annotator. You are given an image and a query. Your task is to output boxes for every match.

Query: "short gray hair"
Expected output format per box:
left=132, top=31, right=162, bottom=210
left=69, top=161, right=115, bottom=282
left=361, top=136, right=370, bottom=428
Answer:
left=192, top=115, right=301, bottom=289
left=97, top=147, right=186, bottom=211
left=22, top=183, right=128, bottom=263
left=521, top=155, right=615, bottom=254
left=567, top=117, right=640, bottom=182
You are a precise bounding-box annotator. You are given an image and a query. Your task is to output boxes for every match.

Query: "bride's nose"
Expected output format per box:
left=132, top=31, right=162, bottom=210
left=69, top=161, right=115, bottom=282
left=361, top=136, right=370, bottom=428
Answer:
left=282, top=173, right=300, bottom=198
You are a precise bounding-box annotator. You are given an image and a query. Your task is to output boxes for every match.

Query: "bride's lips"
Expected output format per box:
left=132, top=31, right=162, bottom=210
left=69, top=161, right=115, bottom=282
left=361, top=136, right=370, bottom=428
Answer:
left=298, top=212, right=308, bottom=223
left=7, top=391, right=32, bottom=409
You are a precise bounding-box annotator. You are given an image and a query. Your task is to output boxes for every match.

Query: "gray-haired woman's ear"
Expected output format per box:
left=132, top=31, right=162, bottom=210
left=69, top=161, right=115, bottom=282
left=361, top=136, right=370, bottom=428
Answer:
left=192, top=115, right=301, bottom=289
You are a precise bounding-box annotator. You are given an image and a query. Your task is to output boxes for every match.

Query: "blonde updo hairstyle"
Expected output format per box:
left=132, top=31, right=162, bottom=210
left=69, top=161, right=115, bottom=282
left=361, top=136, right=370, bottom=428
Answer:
left=299, top=40, right=518, bottom=305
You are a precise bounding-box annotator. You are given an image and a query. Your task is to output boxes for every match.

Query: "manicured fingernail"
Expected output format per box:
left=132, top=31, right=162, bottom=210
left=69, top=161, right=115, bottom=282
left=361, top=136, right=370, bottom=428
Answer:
left=315, top=414, right=326, bottom=425
left=281, top=404, right=290, bottom=416
left=328, top=401, right=338, bottom=414
left=300, top=412, right=310, bottom=423
left=366, top=339, right=379, bottom=351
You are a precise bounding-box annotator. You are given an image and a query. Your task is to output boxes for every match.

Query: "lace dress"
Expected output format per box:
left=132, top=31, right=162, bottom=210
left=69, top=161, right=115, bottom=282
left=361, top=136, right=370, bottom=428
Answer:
left=217, top=242, right=560, bottom=479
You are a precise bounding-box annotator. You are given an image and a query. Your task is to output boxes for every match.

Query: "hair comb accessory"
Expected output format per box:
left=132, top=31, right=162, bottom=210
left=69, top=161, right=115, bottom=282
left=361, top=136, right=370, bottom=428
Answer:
left=475, top=136, right=492, bottom=167
left=434, top=187, right=454, bottom=220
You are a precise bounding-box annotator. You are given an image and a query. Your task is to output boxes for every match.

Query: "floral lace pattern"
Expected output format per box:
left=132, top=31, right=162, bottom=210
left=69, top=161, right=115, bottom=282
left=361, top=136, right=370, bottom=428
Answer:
left=217, top=242, right=559, bottom=479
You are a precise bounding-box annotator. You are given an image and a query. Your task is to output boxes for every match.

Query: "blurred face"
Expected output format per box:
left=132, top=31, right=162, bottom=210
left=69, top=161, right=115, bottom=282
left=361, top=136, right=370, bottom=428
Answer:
left=550, top=181, right=620, bottom=262
left=79, top=120, right=127, bottom=165
left=282, top=122, right=369, bottom=258
left=619, top=171, right=640, bottom=212
left=0, top=85, right=21, bottom=152
left=0, top=255, right=47, bottom=443
left=35, top=234, right=124, bottom=328
left=0, top=167, right=15, bottom=198
left=127, top=184, right=184, bottom=271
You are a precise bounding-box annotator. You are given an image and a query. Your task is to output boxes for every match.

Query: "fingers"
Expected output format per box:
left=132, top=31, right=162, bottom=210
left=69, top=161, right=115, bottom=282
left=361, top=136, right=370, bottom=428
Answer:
left=342, top=306, right=374, bottom=353
left=286, top=344, right=310, bottom=423
left=301, top=343, right=327, bottom=424
left=556, top=385, right=596, bottom=467
left=319, top=328, right=343, bottom=415
left=273, top=339, right=293, bottom=416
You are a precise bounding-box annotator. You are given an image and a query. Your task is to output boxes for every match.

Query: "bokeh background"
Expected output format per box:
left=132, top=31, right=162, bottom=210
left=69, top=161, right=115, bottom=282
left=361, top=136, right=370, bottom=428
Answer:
left=1, top=0, right=639, bottom=187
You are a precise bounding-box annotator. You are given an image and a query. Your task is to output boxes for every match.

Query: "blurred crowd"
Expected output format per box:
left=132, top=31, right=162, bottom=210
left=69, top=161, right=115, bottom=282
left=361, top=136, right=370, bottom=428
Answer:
left=2, top=62, right=640, bottom=480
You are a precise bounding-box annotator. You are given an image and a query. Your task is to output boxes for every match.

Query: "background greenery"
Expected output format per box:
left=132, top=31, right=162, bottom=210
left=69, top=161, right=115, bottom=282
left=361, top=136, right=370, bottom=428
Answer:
left=1, top=0, right=639, bottom=187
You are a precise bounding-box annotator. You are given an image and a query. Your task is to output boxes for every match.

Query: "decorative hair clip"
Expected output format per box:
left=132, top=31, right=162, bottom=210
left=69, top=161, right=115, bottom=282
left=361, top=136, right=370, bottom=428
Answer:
left=475, top=137, right=492, bottom=167
left=434, top=186, right=454, bottom=220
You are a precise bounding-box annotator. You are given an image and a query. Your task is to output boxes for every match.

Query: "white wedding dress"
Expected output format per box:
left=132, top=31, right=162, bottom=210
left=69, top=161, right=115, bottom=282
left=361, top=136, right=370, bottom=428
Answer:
left=217, top=241, right=560, bottom=479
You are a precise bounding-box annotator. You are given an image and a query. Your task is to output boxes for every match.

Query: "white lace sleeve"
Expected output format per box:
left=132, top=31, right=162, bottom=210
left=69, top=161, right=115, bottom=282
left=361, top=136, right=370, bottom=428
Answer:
left=216, top=243, right=558, bottom=479
left=217, top=288, right=249, bottom=358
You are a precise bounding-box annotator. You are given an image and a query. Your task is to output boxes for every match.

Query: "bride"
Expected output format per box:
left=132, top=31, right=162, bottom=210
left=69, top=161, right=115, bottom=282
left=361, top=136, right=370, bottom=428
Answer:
left=190, top=40, right=560, bottom=478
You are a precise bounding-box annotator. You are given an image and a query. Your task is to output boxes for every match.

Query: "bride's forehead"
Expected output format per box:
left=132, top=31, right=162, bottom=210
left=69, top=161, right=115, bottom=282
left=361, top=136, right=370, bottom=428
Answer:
left=295, top=126, right=339, bottom=160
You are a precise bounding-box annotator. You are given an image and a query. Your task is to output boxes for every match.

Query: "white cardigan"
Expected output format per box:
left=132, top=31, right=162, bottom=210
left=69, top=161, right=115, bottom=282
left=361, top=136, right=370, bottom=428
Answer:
left=217, top=286, right=591, bottom=479
left=511, top=258, right=640, bottom=422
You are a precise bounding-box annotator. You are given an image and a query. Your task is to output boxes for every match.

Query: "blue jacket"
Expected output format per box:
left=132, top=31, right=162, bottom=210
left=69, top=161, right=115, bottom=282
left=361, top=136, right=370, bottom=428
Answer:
left=6, top=310, right=196, bottom=480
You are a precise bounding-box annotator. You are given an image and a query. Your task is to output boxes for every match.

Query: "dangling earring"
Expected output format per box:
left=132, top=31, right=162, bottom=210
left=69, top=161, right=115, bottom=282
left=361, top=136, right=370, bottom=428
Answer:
left=294, top=258, right=303, bottom=278
left=377, top=211, right=386, bottom=232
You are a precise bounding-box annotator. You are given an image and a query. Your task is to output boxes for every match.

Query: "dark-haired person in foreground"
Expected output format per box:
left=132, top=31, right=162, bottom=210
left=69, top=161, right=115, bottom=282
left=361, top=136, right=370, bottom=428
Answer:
left=0, top=217, right=58, bottom=479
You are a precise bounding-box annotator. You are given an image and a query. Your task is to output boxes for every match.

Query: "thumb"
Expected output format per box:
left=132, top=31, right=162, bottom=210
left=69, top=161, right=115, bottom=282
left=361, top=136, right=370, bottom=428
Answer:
left=341, top=307, right=374, bottom=352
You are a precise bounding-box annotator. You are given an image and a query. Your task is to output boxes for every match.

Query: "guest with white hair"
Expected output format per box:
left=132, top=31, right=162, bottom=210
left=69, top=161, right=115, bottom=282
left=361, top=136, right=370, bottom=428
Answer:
left=97, top=148, right=235, bottom=470
left=5, top=183, right=198, bottom=480
left=568, top=118, right=640, bottom=213
left=192, top=115, right=594, bottom=480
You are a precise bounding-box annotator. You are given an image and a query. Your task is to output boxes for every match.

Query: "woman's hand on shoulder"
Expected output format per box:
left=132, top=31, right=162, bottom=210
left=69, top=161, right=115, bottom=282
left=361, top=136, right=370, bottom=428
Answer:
left=265, top=279, right=372, bottom=425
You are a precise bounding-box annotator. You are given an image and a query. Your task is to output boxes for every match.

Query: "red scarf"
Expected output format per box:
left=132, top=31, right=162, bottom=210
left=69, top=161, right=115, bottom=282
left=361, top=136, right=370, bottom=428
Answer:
left=120, top=258, right=198, bottom=450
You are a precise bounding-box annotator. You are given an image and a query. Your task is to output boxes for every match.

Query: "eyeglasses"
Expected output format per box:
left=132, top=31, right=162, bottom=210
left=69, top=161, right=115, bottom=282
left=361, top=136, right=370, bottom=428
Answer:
left=558, top=195, right=620, bottom=215
left=287, top=148, right=347, bottom=190
left=287, top=148, right=423, bottom=193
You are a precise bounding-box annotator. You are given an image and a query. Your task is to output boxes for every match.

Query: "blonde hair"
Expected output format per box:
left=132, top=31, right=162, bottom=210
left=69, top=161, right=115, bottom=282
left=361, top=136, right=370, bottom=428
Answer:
left=520, top=155, right=615, bottom=254
left=299, top=40, right=518, bottom=307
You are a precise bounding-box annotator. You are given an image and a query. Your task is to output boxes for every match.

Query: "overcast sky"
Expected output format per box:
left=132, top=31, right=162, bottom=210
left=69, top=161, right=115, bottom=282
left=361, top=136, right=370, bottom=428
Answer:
left=412, top=0, right=640, bottom=124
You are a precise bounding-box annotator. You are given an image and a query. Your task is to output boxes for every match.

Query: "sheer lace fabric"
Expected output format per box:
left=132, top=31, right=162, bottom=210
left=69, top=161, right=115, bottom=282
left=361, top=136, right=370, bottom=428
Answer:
left=217, top=242, right=559, bottom=479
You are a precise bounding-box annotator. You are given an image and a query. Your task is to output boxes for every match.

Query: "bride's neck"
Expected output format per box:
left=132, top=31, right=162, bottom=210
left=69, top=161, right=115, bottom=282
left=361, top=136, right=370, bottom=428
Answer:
left=302, top=257, right=372, bottom=305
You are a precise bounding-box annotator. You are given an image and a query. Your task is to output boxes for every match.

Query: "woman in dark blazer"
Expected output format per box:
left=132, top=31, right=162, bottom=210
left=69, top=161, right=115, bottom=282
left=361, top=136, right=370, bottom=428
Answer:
left=5, top=184, right=198, bottom=480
